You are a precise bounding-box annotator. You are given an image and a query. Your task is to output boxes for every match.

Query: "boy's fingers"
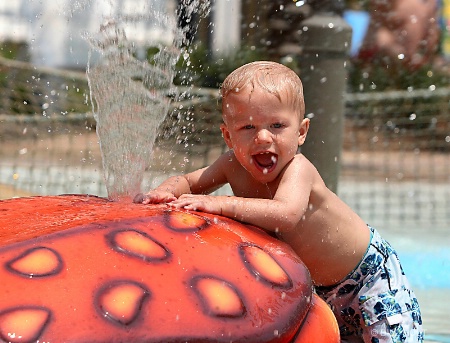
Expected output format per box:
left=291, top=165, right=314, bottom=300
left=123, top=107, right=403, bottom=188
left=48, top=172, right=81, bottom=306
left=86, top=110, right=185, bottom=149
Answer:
left=134, top=192, right=178, bottom=205
left=133, top=193, right=146, bottom=204
left=169, top=199, right=186, bottom=206
left=170, top=199, right=193, bottom=208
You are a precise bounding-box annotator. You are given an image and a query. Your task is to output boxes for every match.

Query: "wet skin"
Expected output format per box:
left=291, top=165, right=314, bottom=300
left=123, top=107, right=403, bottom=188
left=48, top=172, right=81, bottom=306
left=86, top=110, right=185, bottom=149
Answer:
left=142, top=86, right=371, bottom=286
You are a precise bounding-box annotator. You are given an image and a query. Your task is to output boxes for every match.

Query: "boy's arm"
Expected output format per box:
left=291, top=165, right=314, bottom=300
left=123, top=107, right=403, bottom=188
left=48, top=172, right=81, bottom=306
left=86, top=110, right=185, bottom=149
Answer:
left=172, top=194, right=303, bottom=233
left=138, top=152, right=232, bottom=204
left=171, top=156, right=315, bottom=234
left=139, top=175, right=191, bottom=204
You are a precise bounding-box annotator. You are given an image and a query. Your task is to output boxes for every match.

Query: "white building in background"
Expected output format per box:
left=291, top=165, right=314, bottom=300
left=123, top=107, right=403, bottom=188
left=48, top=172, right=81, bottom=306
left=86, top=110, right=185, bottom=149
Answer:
left=211, top=0, right=241, bottom=57
left=0, top=2, right=28, bottom=42
left=0, top=0, right=178, bottom=69
left=0, top=0, right=241, bottom=69
left=0, top=0, right=242, bottom=69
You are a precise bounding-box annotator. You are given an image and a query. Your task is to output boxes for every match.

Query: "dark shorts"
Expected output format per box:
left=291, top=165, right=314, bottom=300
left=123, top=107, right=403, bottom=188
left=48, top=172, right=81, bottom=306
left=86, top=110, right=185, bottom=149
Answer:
left=315, top=226, right=423, bottom=342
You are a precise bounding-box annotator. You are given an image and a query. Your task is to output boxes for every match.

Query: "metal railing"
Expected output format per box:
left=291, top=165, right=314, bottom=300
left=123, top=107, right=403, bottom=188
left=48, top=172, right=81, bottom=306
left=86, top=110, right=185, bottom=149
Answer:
left=340, top=89, right=449, bottom=231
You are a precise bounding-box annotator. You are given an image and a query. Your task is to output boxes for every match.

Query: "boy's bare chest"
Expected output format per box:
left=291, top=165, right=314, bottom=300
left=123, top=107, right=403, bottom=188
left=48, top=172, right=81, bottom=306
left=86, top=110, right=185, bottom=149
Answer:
left=228, top=177, right=275, bottom=200
left=224, top=157, right=281, bottom=199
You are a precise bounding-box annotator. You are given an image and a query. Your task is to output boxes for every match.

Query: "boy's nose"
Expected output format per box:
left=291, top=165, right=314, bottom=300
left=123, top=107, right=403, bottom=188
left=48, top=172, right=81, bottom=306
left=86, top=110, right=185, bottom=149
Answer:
left=255, top=129, right=273, bottom=143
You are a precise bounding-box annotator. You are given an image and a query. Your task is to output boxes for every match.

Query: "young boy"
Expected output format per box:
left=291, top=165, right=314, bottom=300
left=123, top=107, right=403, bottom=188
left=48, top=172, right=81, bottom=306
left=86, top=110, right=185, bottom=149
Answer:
left=137, top=61, right=423, bottom=342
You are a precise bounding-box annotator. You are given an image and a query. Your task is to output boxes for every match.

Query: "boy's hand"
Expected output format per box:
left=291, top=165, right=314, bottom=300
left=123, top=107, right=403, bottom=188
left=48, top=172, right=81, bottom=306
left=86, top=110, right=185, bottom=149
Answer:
left=169, top=194, right=222, bottom=215
left=133, top=191, right=177, bottom=204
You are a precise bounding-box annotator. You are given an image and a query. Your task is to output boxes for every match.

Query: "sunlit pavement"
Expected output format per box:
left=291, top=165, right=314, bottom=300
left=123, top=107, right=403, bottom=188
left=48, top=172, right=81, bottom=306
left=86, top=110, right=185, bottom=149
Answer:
left=338, top=179, right=450, bottom=341
left=378, top=229, right=450, bottom=343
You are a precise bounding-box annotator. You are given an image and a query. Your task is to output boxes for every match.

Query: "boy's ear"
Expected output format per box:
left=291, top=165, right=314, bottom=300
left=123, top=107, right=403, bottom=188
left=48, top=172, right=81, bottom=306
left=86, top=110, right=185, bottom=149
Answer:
left=220, top=123, right=233, bottom=149
left=298, top=118, right=310, bottom=146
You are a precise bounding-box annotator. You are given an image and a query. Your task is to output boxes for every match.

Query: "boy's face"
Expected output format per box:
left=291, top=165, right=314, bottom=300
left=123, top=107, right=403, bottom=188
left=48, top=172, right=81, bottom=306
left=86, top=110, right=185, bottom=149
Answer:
left=221, top=86, right=309, bottom=184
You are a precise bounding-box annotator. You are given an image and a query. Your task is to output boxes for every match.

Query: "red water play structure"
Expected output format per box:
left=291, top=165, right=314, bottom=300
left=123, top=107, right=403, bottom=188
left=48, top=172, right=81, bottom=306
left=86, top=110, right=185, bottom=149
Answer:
left=0, top=195, right=339, bottom=342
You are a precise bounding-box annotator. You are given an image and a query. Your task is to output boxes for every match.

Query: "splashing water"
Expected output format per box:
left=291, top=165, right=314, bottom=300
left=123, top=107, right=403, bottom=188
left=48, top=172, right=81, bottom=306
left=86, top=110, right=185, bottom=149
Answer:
left=87, top=20, right=179, bottom=201
left=81, top=0, right=209, bottom=201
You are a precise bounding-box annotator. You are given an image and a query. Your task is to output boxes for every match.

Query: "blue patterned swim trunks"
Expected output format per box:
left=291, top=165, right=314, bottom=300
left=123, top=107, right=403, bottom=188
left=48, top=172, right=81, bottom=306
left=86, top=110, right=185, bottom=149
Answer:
left=315, top=226, right=423, bottom=343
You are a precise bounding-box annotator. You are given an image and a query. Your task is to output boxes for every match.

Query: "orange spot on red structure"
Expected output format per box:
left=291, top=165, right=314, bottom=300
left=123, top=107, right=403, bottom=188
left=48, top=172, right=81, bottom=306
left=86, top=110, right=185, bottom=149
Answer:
left=96, top=281, right=149, bottom=326
left=0, top=307, right=50, bottom=343
left=6, top=247, right=62, bottom=277
left=107, top=229, right=170, bottom=262
left=240, top=244, right=292, bottom=288
left=165, top=211, right=208, bottom=232
left=191, top=276, right=245, bottom=318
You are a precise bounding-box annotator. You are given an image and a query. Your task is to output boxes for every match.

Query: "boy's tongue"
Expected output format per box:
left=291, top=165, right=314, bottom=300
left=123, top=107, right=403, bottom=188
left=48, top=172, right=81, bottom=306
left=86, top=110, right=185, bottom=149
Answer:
left=253, top=153, right=276, bottom=168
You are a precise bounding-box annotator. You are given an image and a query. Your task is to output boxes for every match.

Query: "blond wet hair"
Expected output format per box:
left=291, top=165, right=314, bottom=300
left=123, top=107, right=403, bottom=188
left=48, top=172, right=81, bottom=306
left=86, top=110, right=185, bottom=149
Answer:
left=220, top=61, right=305, bottom=118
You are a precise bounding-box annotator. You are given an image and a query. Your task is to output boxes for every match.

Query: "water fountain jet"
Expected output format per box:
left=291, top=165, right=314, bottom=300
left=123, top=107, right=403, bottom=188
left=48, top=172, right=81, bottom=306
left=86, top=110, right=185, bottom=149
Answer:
left=85, top=3, right=183, bottom=201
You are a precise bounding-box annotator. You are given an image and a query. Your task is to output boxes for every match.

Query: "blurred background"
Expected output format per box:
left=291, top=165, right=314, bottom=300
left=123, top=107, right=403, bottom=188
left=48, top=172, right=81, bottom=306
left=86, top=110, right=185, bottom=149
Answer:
left=0, top=0, right=449, bottom=340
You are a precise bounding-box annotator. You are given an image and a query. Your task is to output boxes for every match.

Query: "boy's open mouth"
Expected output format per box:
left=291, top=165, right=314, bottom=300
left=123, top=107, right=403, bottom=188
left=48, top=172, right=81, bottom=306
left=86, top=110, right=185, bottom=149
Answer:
left=252, top=152, right=278, bottom=173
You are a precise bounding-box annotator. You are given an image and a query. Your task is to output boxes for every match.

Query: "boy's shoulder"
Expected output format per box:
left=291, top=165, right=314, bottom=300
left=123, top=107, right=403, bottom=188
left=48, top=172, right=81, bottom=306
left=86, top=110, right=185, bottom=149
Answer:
left=288, top=154, right=323, bottom=180
left=292, top=153, right=314, bottom=168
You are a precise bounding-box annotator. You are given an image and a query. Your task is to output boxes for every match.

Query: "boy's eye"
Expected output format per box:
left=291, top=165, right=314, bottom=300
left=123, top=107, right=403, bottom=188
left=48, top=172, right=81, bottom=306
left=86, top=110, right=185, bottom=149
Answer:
left=243, top=124, right=254, bottom=130
left=272, top=123, right=283, bottom=129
